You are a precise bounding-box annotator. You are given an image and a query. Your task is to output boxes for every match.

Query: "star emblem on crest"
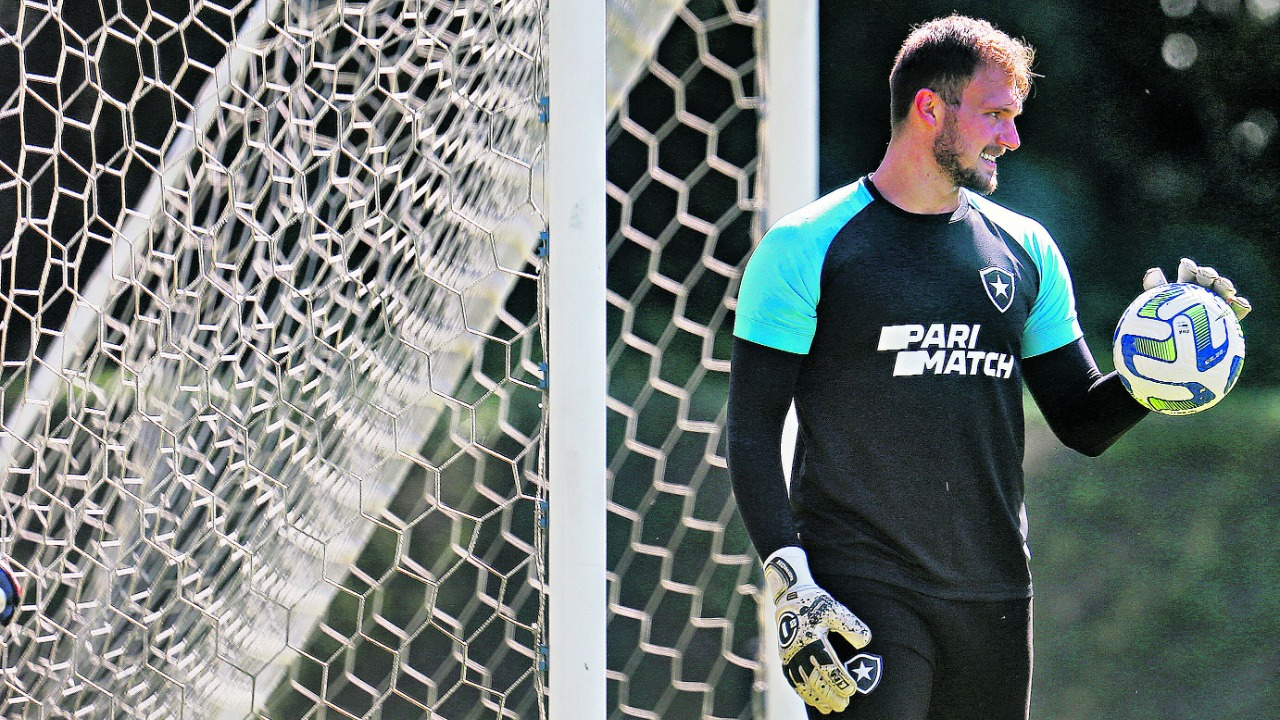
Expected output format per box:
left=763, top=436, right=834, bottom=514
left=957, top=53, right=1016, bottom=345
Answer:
left=980, top=266, right=1016, bottom=313
left=989, top=275, right=1009, bottom=298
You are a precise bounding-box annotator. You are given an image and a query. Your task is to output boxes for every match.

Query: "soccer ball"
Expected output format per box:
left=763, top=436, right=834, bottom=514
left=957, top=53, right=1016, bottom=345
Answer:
left=1112, top=282, right=1245, bottom=416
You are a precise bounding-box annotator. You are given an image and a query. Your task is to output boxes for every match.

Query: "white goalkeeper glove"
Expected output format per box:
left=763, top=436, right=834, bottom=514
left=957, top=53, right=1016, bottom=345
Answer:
left=1143, top=257, right=1251, bottom=321
left=764, top=546, right=874, bottom=714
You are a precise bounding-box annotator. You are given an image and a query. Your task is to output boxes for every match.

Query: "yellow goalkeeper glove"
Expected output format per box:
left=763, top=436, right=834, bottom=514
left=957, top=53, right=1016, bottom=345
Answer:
left=764, top=546, right=877, bottom=714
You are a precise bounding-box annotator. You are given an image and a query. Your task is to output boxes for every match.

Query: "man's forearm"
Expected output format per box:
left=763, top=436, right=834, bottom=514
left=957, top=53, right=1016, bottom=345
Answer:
left=727, top=337, right=805, bottom=558
left=1024, top=337, right=1149, bottom=457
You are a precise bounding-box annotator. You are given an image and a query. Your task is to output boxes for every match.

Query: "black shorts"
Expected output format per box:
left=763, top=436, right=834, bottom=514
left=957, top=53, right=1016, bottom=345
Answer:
left=808, top=574, right=1032, bottom=720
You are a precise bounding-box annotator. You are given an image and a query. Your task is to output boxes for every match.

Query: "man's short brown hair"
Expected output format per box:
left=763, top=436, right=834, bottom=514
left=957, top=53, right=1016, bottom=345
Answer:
left=888, top=15, right=1036, bottom=126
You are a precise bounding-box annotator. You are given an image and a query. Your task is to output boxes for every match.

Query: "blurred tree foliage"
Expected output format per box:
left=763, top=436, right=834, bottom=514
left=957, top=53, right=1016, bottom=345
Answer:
left=819, top=0, right=1278, bottom=383
left=1025, top=389, right=1280, bottom=719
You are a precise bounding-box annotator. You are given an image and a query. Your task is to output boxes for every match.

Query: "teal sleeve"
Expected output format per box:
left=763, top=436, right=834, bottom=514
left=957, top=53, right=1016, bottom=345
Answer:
left=733, top=223, right=825, bottom=355
left=733, top=181, right=871, bottom=354
left=1020, top=225, right=1083, bottom=358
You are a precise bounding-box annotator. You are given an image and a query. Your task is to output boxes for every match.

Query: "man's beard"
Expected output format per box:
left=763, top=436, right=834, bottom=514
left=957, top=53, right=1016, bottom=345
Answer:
left=933, top=116, right=997, bottom=195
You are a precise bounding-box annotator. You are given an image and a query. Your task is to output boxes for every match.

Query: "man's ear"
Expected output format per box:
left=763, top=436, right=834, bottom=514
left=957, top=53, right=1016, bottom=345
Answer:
left=912, top=88, right=944, bottom=129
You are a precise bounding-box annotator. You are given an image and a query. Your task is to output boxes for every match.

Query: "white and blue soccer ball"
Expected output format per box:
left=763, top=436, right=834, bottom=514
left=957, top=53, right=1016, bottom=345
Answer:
left=1113, top=282, right=1246, bottom=416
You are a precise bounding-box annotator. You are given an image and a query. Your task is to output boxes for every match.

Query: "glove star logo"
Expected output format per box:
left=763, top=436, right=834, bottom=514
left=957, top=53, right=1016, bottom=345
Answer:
left=877, top=323, right=1016, bottom=378
left=981, top=266, right=1015, bottom=313
left=844, top=652, right=884, bottom=694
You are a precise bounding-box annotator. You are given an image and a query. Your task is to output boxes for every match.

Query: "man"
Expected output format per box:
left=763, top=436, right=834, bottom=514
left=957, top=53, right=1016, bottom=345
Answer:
left=727, top=14, right=1249, bottom=719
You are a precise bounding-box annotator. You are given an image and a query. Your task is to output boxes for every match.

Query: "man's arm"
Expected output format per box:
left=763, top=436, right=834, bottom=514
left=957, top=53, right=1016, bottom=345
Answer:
left=1022, top=337, right=1149, bottom=457
left=729, top=337, right=876, bottom=713
left=726, top=337, right=805, bottom=558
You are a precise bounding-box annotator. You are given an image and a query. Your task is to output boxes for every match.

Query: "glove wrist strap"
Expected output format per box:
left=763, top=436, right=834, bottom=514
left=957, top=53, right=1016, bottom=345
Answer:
left=763, top=545, right=814, bottom=602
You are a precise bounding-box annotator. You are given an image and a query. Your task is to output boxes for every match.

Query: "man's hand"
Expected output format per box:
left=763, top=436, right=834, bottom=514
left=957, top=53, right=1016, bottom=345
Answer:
left=1143, top=257, right=1251, bottom=321
left=764, top=546, right=872, bottom=714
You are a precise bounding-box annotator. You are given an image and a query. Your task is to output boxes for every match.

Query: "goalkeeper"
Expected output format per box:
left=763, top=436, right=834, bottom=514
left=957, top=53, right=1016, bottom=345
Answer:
left=727, top=14, right=1249, bottom=719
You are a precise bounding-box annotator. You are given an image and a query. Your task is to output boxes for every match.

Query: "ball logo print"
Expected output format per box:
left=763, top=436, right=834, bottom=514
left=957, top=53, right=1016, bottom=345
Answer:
left=1113, top=282, right=1246, bottom=415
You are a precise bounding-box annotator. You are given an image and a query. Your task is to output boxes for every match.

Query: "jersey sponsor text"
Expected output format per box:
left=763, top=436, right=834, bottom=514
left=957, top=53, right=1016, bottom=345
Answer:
left=877, top=323, right=1016, bottom=378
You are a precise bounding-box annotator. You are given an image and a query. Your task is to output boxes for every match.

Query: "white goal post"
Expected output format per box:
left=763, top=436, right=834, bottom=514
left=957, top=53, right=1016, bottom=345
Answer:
left=762, top=2, right=819, bottom=719
left=547, top=1, right=606, bottom=719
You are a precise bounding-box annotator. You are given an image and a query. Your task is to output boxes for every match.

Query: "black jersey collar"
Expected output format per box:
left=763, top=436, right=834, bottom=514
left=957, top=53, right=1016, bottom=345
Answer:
left=863, top=175, right=972, bottom=224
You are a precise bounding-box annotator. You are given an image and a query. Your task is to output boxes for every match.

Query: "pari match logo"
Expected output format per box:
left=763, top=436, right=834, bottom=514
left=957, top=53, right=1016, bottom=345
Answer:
left=877, top=323, right=1016, bottom=378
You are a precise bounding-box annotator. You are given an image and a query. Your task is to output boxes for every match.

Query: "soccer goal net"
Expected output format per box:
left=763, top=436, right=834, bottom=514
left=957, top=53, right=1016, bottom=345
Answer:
left=0, top=0, right=780, bottom=717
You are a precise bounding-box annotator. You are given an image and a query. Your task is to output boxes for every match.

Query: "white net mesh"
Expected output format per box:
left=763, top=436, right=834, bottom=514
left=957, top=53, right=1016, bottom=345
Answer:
left=604, top=2, right=764, bottom=718
left=2, top=0, right=546, bottom=717
left=0, top=0, right=769, bottom=717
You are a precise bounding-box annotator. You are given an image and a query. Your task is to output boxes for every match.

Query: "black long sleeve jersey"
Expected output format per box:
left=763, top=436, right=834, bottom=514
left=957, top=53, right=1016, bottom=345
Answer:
left=728, top=177, right=1147, bottom=600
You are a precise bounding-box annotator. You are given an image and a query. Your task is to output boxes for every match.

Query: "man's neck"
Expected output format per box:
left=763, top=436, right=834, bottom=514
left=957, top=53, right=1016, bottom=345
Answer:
left=870, top=141, right=961, bottom=215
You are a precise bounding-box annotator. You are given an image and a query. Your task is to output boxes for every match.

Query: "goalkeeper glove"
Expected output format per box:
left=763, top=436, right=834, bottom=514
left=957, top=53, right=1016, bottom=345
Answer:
left=0, top=560, right=20, bottom=625
left=1143, top=257, right=1251, bottom=321
left=764, top=546, right=874, bottom=714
